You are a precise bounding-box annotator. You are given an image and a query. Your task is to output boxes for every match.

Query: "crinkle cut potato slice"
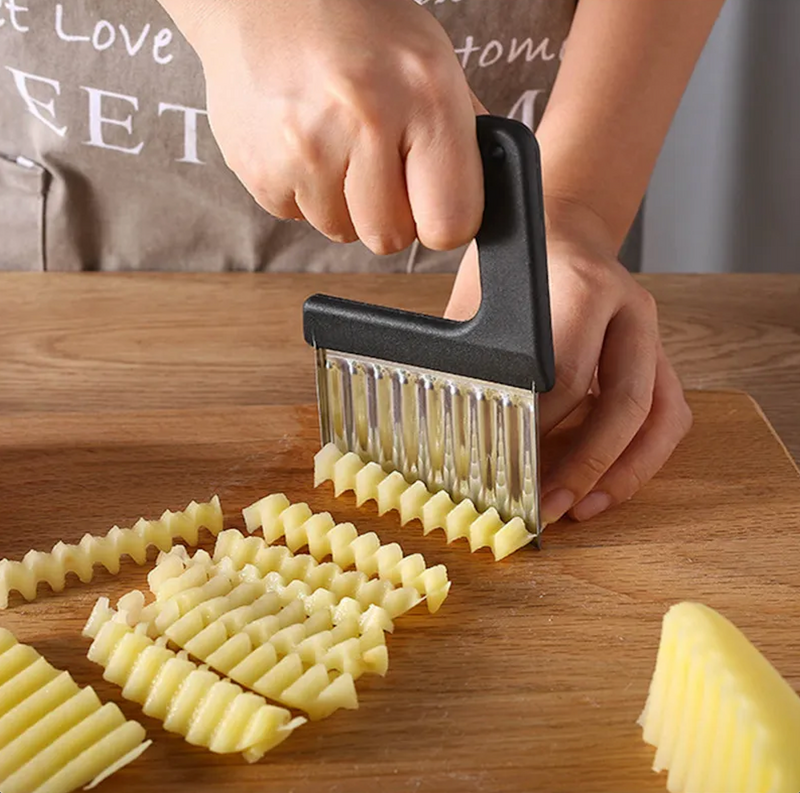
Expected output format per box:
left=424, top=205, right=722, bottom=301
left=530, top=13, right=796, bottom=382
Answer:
left=0, top=626, right=151, bottom=793
left=110, top=533, right=408, bottom=720
left=210, top=530, right=423, bottom=619
left=312, top=443, right=534, bottom=560
left=83, top=599, right=305, bottom=763
left=242, top=490, right=452, bottom=612
left=0, top=496, right=223, bottom=609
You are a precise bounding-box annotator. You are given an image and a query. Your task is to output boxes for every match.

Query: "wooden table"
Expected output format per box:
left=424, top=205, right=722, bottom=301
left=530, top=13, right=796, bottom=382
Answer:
left=2, top=273, right=800, bottom=460
left=1, top=273, right=800, bottom=793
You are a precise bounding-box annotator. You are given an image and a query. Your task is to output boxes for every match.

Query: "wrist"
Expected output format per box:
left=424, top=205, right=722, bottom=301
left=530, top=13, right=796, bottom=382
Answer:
left=542, top=193, right=619, bottom=260
left=536, top=124, right=643, bottom=255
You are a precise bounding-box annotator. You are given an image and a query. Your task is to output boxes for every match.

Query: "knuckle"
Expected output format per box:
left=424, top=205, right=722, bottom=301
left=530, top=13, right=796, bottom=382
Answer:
left=417, top=225, right=451, bottom=251
left=634, top=286, right=659, bottom=323
left=577, top=257, right=616, bottom=291
left=314, top=217, right=356, bottom=243
left=592, top=261, right=618, bottom=291
left=564, top=259, right=610, bottom=304
left=680, top=400, right=694, bottom=432
left=572, top=270, right=598, bottom=304
left=226, top=148, right=295, bottom=216
left=576, top=453, right=612, bottom=483
left=279, top=117, right=327, bottom=172
left=616, top=461, right=649, bottom=499
left=401, top=46, right=453, bottom=95
left=225, top=150, right=263, bottom=188
left=327, top=76, right=385, bottom=135
left=418, top=212, right=478, bottom=251
left=268, top=205, right=297, bottom=221
left=364, top=232, right=414, bottom=257
left=336, top=231, right=360, bottom=244
left=276, top=111, right=327, bottom=173
left=619, top=385, right=653, bottom=424
left=247, top=180, right=288, bottom=215
left=555, top=358, right=588, bottom=405
left=670, top=396, right=694, bottom=437
left=355, top=110, right=387, bottom=143
left=660, top=368, right=693, bottom=438
left=419, top=228, right=463, bottom=251
left=254, top=192, right=296, bottom=220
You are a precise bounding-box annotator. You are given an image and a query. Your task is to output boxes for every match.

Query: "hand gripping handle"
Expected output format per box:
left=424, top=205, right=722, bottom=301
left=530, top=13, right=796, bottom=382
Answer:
left=303, top=115, right=555, bottom=392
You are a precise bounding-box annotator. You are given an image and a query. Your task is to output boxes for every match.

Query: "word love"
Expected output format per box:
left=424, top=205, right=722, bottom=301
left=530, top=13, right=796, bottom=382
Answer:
left=54, top=4, right=174, bottom=65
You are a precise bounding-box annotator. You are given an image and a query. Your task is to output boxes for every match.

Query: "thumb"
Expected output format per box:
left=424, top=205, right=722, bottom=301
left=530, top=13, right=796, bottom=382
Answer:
left=445, top=242, right=481, bottom=320
left=445, top=93, right=486, bottom=322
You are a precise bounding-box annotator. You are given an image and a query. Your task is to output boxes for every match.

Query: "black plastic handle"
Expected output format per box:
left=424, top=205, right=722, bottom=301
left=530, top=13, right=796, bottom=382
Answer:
left=303, top=115, right=555, bottom=392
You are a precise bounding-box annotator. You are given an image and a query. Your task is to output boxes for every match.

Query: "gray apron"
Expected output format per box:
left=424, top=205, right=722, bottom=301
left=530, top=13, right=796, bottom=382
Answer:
left=0, top=0, right=576, bottom=271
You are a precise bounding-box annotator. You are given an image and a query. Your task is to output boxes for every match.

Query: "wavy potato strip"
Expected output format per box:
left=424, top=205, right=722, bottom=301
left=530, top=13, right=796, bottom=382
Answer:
left=0, top=626, right=150, bottom=793
left=84, top=599, right=305, bottom=762
left=211, top=531, right=424, bottom=618
left=112, top=540, right=401, bottom=720
left=313, top=444, right=534, bottom=560
left=140, top=542, right=415, bottom=631
left=0, top=497, right=223, bottom=609
left=147, top=535, right=406, bottom=635
left=242, top=494, right=451, bottom=612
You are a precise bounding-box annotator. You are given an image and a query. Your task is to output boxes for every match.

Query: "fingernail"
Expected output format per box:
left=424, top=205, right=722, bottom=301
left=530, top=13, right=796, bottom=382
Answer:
left=541, top=489, right=575, bottom=525
left=572, top=491, right=613, bottom=522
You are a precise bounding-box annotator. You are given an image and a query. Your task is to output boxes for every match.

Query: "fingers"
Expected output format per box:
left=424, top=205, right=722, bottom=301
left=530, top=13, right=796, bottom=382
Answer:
left=234, top=112, right=357, bottom=239
left=241, top=82, right=480, bottom=250
left=345, top=137, right=417, bottom=255
left=296, top=182, right=357, bottom=242
left=569, top=347, right=692, bottom=521
left=540, top=291, right=659, bottom=523
left=291, top=136, right=358, bottom=242
left=285, top=118, right=483, bottom=252
left=253, top=86, right=481, bottom=251
left=247, top=180, right=303, bottom=222
left=404, top=109, right=484, bottom=251
left=264, top=119, right=481, bottom=253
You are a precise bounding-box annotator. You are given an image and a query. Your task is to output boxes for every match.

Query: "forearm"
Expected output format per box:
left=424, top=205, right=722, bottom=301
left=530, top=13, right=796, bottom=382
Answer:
left=536, top=0, right=725, bottom=251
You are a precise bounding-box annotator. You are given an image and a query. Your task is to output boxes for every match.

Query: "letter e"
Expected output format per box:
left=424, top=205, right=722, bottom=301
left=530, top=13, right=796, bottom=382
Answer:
left=81, top=86, right=144, bottom=155
left=5, top=66, right=67, bottom=136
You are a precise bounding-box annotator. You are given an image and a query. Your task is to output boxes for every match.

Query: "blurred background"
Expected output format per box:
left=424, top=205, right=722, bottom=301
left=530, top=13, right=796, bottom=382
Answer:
left=642, top=0, right=799, bottom=273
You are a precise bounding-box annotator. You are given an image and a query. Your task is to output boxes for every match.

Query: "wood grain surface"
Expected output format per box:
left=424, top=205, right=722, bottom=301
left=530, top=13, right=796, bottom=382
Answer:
left=1, top=391, right=798, bottom=793
left=1, top=273, right=800, bottom=464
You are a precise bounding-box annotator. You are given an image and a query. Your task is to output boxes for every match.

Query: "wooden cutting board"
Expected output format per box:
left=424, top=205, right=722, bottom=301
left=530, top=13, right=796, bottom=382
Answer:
left=1, top=391, right=799, bottom=793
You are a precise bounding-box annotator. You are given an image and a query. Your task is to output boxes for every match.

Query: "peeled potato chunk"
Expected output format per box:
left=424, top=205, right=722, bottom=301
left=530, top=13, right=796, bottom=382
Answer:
left=639, top=602, right=800, bottom=793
